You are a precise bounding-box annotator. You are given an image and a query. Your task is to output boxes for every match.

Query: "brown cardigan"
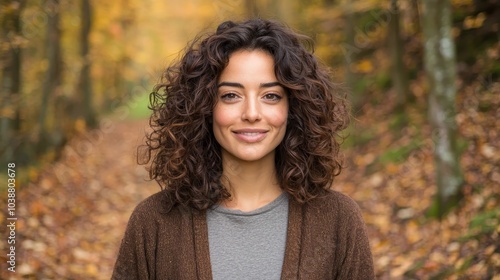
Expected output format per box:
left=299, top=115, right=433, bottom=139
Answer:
left=112, top=190, right=375, bottom=279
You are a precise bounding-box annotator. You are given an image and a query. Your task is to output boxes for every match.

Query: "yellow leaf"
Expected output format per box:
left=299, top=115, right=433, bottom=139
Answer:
left=351, top=59, right=374, bottom=74
left=0, top=107, right=15, bottom=118
left=463, top=13, right=486, bottom=30
left=86, top=264, right=99, bottom=276
left=29, top=167, right=39, bottom=181
left=75, top=118, right=87, bottom=134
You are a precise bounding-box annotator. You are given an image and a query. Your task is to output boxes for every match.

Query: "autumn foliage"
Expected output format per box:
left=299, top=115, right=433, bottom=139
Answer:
left=1, top=0, right=499, bottom=279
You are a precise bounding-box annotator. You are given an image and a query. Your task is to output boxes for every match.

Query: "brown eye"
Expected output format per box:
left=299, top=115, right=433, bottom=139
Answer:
left=220, top=93, right=239, bottom=101
left=263, top=93, right=282, bottom=102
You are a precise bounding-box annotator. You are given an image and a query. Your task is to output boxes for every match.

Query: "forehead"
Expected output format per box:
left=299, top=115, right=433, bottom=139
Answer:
left=219, top=50, right=276, bottom=82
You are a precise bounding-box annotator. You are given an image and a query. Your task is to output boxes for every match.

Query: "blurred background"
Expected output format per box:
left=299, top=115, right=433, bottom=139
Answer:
left=1, top=0, right=499, bottom=279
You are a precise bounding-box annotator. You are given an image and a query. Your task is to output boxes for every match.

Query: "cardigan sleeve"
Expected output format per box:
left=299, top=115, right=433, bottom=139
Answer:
left=299, top=191, right=375, bottom=279
left=111, top=198, right=158, bottom=280
left=334, top=194, right=375, bottom=279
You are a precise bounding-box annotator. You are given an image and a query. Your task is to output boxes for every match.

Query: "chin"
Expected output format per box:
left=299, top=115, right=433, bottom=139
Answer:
left=235, top=154, right=266, bottom=162
left=224, top=149, right=275, bottom=163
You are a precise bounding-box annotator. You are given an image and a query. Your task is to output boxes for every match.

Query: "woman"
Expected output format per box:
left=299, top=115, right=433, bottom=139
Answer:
left=112, top=18, right=374, bottom=279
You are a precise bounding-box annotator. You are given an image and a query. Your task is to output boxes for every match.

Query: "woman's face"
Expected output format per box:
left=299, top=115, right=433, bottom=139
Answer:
left=213, top=49, right=288, bottom=163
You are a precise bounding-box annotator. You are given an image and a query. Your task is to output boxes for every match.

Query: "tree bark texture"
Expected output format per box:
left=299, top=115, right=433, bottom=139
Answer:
left=388, top=0, right=409, bottom=106
left=79, top=0, right=96, bottom=127
left=342, top=2, right=360, bottom=108
left=0, top=0, right=24, bottom=164
left=39, top=0, right=62, bottom=141
left=422, top=0, right=464, bottom=217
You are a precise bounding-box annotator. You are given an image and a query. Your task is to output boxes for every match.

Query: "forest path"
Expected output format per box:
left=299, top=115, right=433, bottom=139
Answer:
left=2, top=83, right=498, bottom=279
left=2, top=118, right=158, bottom=279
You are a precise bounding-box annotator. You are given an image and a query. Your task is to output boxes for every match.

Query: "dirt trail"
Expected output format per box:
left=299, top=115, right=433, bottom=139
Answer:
left=1, top=83, right=498, bottom=279
left=2, top=119, right=158, bottom=279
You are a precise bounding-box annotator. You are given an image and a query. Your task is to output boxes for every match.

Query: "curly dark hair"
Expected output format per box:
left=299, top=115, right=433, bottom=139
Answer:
left=140, top=18, right=349, bottom=211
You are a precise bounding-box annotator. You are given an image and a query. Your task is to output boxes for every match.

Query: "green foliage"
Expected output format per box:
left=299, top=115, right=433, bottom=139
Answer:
left=125, top=93, right=151, bottom=120
left=0, top=165, right=34, bottom=193
left=454, top=256, right=475, bottom=274
left=486, top=62, right=500, bottom=82
left=342, top=125, right=375, bottom=148
left=460, top=206, right=500, bottom=241
left=403, top=259, right=426, bottom=279
left=378, top=140, right=421, bottom=165
left=2, top=1, right=497, bottom=278
left=388, top=110, right=410, bottom=131
left=426, top=197, right=440, bottom=219
left=355, top=7, right=386, bottom=37
left=429, top=268, right=454, bottom=280
left=456, top=137, right=469, bottom=155
left=426, top=190, right=463, bottom=220
left=352, top=78, right=370, bottom=97
left=374, top=71, right=392, bottom=91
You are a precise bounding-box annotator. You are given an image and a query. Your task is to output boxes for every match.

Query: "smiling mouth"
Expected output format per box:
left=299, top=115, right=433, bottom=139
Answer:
left=232, top=130, right=268, bottom=142
left=235, top=132, right=264, bottom=136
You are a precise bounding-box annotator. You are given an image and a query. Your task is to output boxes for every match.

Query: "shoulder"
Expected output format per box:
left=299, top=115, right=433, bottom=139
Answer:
left=303, top=190, right=365, bottom=227
left=306, top=190, right=361, bottom=213
left=131, top=191, right=171, bottom=215
left=127, top=191, right=187, bottom=227
left=113, top=192, right=196, bottom=278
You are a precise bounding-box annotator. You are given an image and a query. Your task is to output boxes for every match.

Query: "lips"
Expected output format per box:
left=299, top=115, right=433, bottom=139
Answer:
left=232, top=129, right=268, bottom=143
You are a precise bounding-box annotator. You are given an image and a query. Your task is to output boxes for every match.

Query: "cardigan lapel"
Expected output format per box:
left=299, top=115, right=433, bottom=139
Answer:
left=192, top=199, right=303, bottom=280
left=192, top=210, right=213, bottom=280
left=281, top=198, right=303, bottom=280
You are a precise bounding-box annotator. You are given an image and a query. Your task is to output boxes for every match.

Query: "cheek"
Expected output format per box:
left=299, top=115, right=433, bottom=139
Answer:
left=268, top=105, right=289, bottom=128
left=212, top=105, right=234, bottom=129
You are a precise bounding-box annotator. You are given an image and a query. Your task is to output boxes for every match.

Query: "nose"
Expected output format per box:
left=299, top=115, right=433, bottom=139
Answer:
left=241, top=97, right=261, bottom=122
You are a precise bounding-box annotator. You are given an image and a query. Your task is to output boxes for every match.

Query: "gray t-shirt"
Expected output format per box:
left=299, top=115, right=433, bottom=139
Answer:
left=206, top=193, right=289, bottom=280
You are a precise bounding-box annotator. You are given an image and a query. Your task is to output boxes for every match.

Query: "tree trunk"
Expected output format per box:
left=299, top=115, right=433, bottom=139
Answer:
left=422, top=0, right=464, bottom=218
left=79, top=0, right=96, bottom=127
left=342, top=2, right=361, bottom=108
left=0, top=0, right=25, bottom=165
left=387, top=0, right=409, bottom=107
left=38, top=0, right=62, bottom=153
left=410, top=0, right=421, bottom=34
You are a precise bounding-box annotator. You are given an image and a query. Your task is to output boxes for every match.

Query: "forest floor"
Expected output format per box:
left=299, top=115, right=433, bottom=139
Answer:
left=0, top=80, right=499, bottom=279
left=0, top=118, right=158, bottom=279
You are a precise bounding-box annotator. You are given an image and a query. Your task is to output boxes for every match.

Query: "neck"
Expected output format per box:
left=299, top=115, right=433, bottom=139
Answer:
left=221, top=152, right=282, bottom=211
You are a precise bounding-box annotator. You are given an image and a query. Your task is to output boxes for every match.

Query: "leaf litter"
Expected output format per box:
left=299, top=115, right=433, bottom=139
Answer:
left=0, top=80, right=498, bottom=279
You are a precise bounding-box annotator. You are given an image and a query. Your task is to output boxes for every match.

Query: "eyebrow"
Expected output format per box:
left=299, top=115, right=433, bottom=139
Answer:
left=217, top=81, right=282, bottom=88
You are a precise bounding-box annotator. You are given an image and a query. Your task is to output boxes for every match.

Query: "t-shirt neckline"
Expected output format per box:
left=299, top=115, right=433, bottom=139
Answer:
left=210, top=192, right=288, bottom=216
